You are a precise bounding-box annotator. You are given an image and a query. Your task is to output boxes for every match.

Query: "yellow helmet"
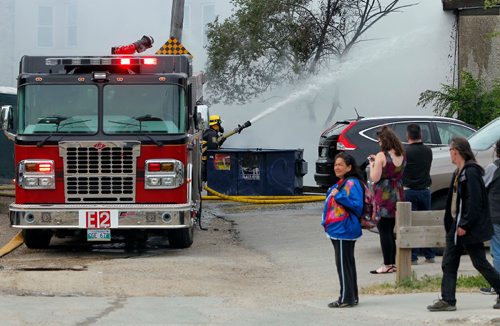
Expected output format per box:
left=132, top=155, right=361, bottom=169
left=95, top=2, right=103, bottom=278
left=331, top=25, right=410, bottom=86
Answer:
left=209, top=114, right=222, bottom=126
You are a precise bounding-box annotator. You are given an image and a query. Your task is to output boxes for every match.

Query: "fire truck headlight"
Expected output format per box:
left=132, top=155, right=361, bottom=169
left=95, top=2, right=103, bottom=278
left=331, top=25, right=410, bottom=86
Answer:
left=145, top=159, right=184, bottom=189
left=147, top=177, right=161, bottom=187
left=39, top=177, right=54, bottom=187
left=18, top=160, right=56, bottom=190
left=25, top=178, right=39, bottom=187
left=161, top=177, right=174, bottom=186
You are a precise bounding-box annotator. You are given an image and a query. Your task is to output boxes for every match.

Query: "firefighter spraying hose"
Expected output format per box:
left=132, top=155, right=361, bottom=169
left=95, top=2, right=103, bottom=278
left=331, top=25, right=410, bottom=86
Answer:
left=201, top=116, right=252, bottom=181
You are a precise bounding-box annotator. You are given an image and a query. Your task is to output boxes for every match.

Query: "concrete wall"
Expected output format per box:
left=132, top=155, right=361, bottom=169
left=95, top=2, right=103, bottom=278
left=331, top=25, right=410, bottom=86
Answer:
left=443, top=1, right=500, bottom=88
left=458, top=12, right=500, bottom=88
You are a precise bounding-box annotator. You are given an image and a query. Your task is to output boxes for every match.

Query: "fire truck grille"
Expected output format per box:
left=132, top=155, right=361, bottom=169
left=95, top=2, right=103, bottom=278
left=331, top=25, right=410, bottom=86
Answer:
left=66, top=147, right=135, bottom=174
left=66, top=176, right=134, bottom=202
left=60, top=141, right=140, bottom=203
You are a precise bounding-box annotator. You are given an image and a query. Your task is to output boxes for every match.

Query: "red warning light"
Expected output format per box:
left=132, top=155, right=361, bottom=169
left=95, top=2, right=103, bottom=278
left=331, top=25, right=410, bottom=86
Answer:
left=120, top=58, right=131, bottom=65
left=148, top=163, right=161, bottom=172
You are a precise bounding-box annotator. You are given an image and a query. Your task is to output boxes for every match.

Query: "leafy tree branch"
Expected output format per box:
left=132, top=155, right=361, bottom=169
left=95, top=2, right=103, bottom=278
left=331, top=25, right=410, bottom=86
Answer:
left=205, top=0, right=416, bottom=104
left=418, top=71, right=500, bottom=128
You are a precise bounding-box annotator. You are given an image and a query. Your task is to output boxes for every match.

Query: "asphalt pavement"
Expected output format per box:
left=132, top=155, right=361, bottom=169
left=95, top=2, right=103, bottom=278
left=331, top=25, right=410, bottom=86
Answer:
left=0, top=199, right=499, bottom=325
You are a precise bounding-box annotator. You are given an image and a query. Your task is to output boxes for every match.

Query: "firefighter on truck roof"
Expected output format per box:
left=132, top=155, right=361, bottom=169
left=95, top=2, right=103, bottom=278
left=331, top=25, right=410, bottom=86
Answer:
left=202, top=115, right=226, bottom=181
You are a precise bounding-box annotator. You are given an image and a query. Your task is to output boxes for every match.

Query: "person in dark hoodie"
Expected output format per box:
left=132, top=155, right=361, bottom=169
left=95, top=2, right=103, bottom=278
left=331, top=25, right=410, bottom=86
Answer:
left=427, top=137, right=500, bottom=311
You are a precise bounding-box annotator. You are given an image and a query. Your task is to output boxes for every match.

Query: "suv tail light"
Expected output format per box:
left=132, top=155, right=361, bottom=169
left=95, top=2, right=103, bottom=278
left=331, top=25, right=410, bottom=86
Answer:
left=336, top=122, right=358, bottom=151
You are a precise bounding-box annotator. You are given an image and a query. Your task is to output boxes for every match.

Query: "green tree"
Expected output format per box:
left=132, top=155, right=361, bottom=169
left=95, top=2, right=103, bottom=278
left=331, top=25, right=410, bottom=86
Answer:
left=205, top=0, right=415, bottom=105
left=417, top=71, right=500, bottom=128
left=484, top=0, right=500, bottom=38
left=485, top=0, right=500, bottom=8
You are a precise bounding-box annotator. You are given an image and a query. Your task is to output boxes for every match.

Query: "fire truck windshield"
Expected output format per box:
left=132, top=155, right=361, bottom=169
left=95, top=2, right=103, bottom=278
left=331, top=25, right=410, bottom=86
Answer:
left=103, top=84, right=185, bottom=134
left=18, top=83, right=186, bottom=135
left=18, top=84, right=98, bottom=134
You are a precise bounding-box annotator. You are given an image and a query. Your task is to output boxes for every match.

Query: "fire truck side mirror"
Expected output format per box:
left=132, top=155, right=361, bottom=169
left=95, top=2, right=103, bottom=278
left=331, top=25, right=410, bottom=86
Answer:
left=0, top=105, right=15, bottom=140
left=195, top=105, right=210, bottom=131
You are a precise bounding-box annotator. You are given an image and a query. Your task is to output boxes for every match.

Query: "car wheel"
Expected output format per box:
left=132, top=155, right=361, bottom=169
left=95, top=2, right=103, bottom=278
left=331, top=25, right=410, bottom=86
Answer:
left=431, top=195, right=447, bottom=210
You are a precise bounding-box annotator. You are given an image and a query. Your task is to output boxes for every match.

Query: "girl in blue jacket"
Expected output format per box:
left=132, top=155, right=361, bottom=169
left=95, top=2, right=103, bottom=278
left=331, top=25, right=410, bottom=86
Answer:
left=322, top=153, right=364, bottom=308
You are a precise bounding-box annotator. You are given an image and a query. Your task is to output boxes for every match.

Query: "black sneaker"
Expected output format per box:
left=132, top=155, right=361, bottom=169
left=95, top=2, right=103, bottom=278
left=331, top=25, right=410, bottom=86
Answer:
left=494, top=296, right=500, bottom=309
left=480, top=287, right=495, bottom=295
left=328, top=300, right=354, bottom=308
left=427, top=299, right=456, bottom=312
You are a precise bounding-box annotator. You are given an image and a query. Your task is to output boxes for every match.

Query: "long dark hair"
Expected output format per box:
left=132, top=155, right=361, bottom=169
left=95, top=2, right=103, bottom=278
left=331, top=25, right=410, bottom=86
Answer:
left=377, top=125, right=404, bottom=156
left=334, top=152, right=364, bottom=181
left=451, top=136, right=476, bottom=162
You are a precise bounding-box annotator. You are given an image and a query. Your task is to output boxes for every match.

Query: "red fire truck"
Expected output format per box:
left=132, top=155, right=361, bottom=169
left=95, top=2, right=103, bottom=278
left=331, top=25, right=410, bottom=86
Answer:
left=0, top=54, right=206, bottom=249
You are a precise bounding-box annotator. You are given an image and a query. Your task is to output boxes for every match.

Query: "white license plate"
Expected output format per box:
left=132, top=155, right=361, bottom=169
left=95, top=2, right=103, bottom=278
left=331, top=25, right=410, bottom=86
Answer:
left=87, top=229, right=111, bottom=241
left=79, top=210, right=119, bottom=229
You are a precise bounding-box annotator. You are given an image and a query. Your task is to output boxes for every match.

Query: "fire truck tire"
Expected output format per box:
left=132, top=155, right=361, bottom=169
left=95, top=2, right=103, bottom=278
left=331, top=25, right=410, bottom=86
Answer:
left=22, top=229, right=53, bottom=249
left=168, top=227, right=194, bottom=249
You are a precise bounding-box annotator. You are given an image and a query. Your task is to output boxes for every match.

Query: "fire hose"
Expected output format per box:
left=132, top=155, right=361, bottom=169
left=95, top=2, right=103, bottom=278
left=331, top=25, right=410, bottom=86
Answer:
left=203, top=185, right=325, bottom=204
left=202, top=120, right=252, bottom=155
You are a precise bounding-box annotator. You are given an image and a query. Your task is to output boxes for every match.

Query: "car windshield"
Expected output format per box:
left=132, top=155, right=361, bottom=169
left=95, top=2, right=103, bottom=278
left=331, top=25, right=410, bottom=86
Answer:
left=18, top=84, right=98, bottom=134
left=468, top=118, right=500, bottom=150
left=103, top=84, right=185, bottom=134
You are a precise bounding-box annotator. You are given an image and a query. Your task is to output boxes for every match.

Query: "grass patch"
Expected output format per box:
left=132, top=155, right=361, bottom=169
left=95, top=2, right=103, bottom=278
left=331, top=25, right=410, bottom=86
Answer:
left=362, top=274, right=490, bottom=295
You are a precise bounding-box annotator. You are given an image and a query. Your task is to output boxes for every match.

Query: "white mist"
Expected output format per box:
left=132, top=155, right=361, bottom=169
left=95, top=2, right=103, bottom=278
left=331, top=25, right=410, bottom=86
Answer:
left=211, top=1, right=456, bottom=186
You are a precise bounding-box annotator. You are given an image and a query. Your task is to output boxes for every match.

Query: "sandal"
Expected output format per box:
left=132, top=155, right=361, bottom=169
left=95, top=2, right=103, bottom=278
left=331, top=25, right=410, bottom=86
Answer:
left=328, top=300, right=354, bottom=308
left=370, top=264, right=396, bottom=274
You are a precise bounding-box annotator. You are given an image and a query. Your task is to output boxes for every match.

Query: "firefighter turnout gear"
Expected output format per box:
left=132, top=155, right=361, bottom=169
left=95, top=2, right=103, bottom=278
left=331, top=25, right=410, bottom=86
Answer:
left=202, top=115, right=225, bottom=181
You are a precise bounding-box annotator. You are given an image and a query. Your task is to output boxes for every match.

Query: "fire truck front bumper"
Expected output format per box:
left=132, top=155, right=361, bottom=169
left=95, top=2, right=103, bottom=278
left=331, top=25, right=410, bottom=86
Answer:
left=9, top=203, right=194, bottom=229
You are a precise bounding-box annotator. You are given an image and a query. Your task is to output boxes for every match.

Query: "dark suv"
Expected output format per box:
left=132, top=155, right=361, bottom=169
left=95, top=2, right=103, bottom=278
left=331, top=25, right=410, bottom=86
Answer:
left=314, top=116, right=476, bottom=188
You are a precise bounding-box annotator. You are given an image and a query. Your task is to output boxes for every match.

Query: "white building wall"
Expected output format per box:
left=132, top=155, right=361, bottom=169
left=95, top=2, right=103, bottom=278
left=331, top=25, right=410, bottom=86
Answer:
left=4, top=0, right=231, bottom=84
left=0, top=0, right=15, bottom=87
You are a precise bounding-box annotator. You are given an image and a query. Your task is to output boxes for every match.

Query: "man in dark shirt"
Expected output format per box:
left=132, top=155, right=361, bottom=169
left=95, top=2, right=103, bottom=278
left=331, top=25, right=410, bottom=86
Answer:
left=403, top=123, right=435, bottom=264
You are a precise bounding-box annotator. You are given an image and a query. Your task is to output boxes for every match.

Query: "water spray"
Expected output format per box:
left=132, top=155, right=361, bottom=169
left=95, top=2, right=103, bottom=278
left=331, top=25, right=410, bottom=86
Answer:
left=244, top=28, right=425, bottom=126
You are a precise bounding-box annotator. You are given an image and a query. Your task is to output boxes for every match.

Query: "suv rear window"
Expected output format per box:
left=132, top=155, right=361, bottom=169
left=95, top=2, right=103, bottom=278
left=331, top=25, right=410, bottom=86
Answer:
left=323, top=122, right=350, bottom=138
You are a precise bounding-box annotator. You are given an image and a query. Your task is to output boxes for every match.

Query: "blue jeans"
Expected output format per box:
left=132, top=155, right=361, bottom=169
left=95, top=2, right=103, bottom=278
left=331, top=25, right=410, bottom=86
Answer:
left=492, top=224, right=500, bottom=273
left=404, top=188, right=435, bottom=261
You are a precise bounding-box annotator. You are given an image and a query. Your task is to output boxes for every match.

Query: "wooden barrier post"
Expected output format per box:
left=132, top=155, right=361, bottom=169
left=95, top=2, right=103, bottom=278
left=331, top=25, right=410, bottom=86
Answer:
left=395, top=202, right=447, bottom=284
left=396, top=202, right=412, bottom=283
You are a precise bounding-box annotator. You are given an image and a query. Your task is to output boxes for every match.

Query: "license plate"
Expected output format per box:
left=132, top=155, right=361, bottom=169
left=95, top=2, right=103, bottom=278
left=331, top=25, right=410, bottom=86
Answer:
left=79, top=210, right=119, bottom=229
left=87, top=229, right=111, bottom=241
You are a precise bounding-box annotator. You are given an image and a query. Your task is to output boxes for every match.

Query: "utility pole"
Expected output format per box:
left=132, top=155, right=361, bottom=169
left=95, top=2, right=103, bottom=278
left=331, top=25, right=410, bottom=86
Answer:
left=170, top=0, right=185, bottom=42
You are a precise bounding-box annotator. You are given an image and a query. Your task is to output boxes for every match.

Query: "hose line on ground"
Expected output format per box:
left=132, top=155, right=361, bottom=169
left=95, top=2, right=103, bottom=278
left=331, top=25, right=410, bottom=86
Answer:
left=203, top=185, right=325, bottom=204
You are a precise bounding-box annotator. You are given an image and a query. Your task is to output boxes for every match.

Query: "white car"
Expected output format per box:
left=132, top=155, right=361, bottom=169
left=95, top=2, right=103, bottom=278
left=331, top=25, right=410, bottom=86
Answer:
left=430, top=117, right=500, bottom=209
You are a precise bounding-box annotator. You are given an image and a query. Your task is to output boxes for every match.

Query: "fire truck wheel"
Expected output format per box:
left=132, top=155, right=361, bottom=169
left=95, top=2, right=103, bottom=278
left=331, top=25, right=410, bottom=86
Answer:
left=22, top=229, right=53, bottom=249
left=168, top=227, right=194, bottom=249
